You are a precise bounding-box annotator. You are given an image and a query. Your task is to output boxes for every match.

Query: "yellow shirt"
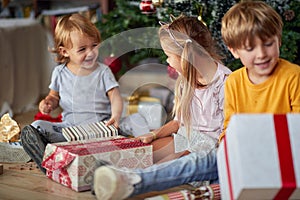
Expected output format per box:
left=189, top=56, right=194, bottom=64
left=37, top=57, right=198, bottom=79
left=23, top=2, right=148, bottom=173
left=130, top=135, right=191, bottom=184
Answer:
left=219, top=58, right=300, bottom=141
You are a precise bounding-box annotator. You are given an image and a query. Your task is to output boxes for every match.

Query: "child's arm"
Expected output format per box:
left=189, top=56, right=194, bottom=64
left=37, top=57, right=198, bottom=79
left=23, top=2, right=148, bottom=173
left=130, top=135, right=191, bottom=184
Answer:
left=106, top=87, right=123, bottom=128
left=219, top=78, right=235, bottom=142
left=39, top=90, right=59, bottom=115
left=138, top=120, right=180, bottom=144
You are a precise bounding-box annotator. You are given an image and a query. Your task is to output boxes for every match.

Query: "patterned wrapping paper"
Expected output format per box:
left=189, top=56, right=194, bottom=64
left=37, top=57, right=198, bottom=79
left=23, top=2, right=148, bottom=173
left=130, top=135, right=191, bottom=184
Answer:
left=0, top=113, right=20, bottom=142
left=145, top=190, right=191, bottom=200
left=0, top=142, right=31, bottom=163
left=42, top=137, right=153, bottom=192
left=145, top=184, right=220, bottom=200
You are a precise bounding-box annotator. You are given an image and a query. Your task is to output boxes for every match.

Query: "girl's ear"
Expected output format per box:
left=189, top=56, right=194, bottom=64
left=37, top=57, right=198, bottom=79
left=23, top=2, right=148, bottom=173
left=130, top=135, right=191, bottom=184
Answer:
left=227, top=47, right=240, bottom=59
left=59, top=46, right=69, bottom=58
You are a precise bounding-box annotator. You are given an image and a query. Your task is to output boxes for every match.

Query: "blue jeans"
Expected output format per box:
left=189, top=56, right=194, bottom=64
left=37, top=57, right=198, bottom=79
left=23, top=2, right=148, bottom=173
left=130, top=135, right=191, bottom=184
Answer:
left=131, top=150, right=218, bottom=196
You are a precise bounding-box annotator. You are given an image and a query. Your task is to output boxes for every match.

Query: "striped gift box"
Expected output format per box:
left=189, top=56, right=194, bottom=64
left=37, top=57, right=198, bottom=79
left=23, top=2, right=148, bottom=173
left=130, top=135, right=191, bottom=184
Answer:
left=145, top=190, right=190, bottom=200
left=62, top=121, right=118, bottom=142
left=145, top=184, right=220, bottom=200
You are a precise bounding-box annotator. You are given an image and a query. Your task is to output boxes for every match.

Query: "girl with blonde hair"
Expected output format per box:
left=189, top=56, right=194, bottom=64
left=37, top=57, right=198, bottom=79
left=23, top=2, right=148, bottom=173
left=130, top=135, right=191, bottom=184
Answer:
left=139, top=15, right=231, bottom=163
left=93, top=15, right=231, bottom=200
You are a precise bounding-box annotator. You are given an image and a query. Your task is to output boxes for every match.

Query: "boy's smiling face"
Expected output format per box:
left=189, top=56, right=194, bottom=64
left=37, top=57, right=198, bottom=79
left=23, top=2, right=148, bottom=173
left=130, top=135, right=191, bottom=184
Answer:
left=228, top=35, right=280, bottom=84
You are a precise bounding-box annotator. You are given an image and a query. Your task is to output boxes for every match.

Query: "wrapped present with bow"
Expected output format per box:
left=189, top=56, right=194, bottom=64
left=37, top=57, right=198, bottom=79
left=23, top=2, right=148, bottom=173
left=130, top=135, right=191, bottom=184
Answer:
left=42, top=137, right=153, bottom=192
left=125, top=93, right=164, bottom=130
left=217, top=114, right=300, bottom=200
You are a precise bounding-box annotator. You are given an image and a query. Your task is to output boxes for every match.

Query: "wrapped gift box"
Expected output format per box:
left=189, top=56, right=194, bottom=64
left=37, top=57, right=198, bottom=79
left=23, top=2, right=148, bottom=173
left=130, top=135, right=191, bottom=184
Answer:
left=145, top=184, right=220, bottom=200
left=125, top=94, right=165, bottom=130
left=62, top=121, right=119, bottom=142
left=145, top=190, right=191, bottom=200
left=42, top=137, right=153, bottom=192
left=0, top=142, right=31, bottom=163
left=217, top=114, right=300, bottom=200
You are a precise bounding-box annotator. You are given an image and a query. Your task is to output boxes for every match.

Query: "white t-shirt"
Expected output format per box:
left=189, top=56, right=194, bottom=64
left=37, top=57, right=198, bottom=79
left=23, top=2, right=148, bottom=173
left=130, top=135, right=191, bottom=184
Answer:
left=49, top=62, right=119, bottom=126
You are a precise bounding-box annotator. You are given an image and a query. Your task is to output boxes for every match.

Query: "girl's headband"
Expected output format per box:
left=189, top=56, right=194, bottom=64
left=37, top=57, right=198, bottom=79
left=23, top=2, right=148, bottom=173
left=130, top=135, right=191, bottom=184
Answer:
left=159, top=20, right=192, bottom=49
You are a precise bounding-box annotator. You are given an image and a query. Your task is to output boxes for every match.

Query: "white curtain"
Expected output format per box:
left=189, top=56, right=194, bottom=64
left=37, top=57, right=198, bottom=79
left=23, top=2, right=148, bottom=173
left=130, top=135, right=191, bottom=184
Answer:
left=0, top=18, right=54, bottom=115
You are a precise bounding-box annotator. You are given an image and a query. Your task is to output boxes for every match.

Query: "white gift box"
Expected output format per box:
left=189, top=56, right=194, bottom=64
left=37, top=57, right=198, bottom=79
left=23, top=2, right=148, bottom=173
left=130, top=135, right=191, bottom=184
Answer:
left=138, top=101, right=164, bottom=130
left=125, top=96, right=165, bottom=131
left=217, top=114, right=300, bottom=200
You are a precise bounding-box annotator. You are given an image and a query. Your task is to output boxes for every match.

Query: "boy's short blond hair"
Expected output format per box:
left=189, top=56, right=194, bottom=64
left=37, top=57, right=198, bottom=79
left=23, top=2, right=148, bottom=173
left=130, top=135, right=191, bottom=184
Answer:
left=221, top=1, right=283, bottom=49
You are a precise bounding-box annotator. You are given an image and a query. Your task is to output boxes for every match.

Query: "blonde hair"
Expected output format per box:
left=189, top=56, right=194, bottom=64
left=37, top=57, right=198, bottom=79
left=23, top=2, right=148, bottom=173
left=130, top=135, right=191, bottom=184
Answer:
left=159, top=15, right=223, bottom=135
left=221, top=1, right=283, bottom=49
left=51, top=13, right=101, bottom=64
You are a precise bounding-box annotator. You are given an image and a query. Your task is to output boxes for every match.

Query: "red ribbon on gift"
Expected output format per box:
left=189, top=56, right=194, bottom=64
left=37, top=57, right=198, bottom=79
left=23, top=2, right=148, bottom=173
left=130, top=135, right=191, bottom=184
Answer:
left=224, top=136, right=234, bottom=200
left=273, top=115, right=296, bottom=199
left=224, top=114, right=296, bottom=200
left=42, top=146, right=76, bottom=189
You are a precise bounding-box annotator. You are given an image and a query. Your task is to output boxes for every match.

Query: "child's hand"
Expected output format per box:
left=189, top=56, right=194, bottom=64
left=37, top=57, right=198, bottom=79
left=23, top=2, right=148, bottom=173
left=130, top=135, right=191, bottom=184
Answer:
left=105, top=117, right=119, bottom=128
left=39, top=92, right=59, bottom=115
left=137, top=132, right=156, bottom=144
left=39, top=99, right=54, bottom=115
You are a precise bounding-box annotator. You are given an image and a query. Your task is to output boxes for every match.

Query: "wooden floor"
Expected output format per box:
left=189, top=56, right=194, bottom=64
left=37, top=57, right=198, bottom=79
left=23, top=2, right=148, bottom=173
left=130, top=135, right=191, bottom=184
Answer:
left=1, top=109, right=194, bottom=200
left=0, top=110, right=192, bottom=200
left=0, top=162, right=193, bottom=200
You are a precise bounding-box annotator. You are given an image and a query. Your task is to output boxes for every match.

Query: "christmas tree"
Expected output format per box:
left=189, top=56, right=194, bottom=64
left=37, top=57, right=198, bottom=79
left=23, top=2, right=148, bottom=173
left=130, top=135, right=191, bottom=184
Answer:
left=98, top=0, right=300, bottom=71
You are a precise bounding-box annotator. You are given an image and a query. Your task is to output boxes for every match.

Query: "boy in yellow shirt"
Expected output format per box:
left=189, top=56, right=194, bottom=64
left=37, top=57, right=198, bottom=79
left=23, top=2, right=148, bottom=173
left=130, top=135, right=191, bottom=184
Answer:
left=219, top=0, right=300, bottom=141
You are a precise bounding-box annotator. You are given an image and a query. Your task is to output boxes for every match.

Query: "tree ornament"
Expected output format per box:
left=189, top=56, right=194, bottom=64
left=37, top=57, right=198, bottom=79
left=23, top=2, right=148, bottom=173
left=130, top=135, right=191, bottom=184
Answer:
left=196, top=4, right=207, bottom=26
left=152, top=0, right=163, bottom=7
left=283, top=10, right=295, bottom=21
left=104, top=54, right=122, bottom=75
left=139, top=0, right=156, bottom=14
